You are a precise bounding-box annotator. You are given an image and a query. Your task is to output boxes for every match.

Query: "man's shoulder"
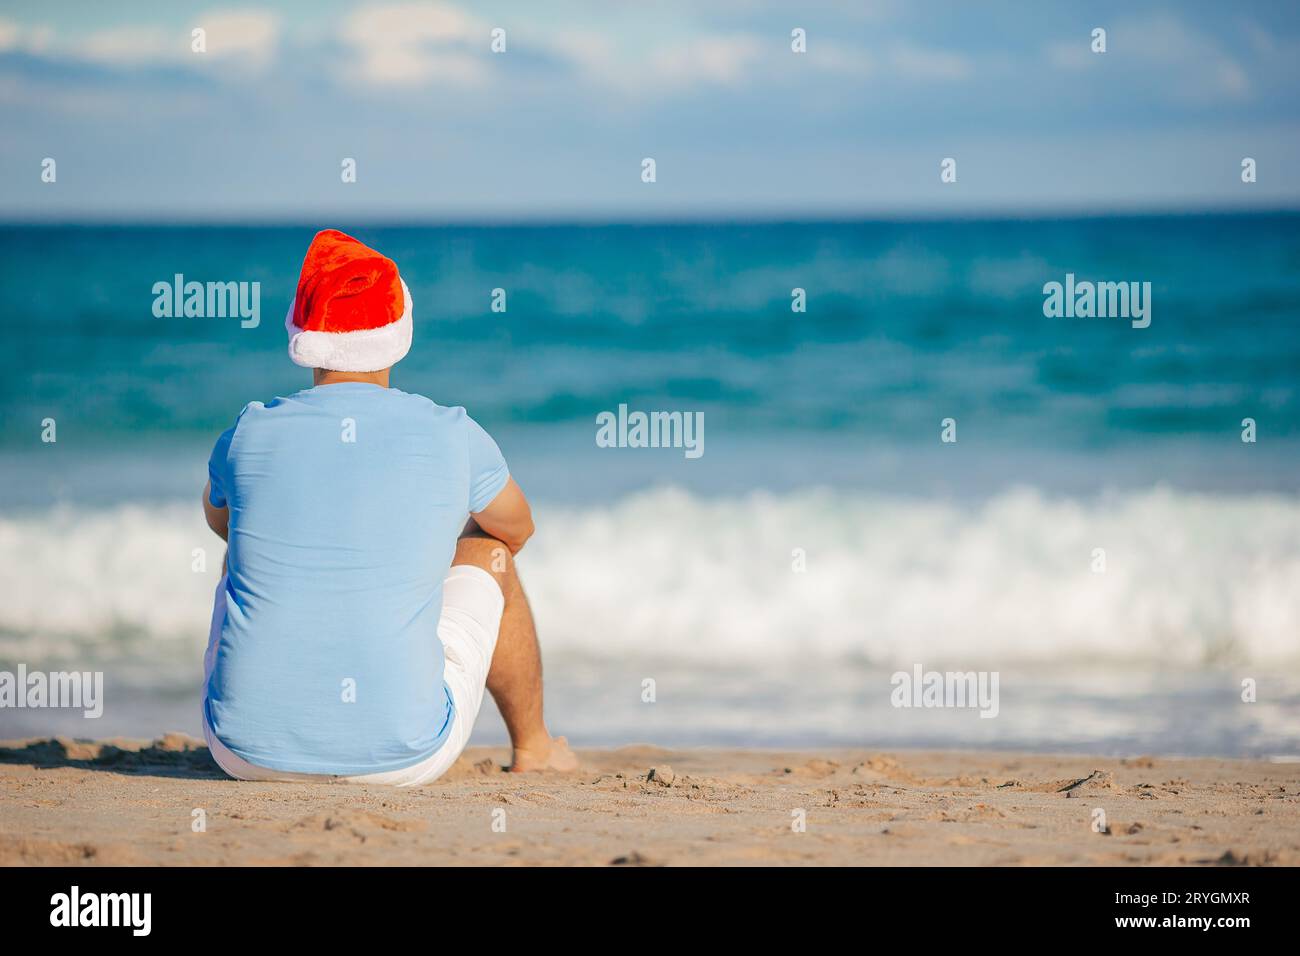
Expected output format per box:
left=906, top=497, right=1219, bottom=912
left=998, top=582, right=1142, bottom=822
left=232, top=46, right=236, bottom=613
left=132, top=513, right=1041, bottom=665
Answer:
left=219, top=397, right=276, bottom=431
left=225, top=389, right=481, bottom=435
left=389, top=389, right=474, bottom=424
left=216, top=399, right=266, bottom=433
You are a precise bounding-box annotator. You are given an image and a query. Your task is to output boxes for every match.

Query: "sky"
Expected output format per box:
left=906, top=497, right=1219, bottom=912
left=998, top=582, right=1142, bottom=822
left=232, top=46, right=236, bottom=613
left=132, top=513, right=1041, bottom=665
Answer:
left=2, top=0, right=1299, bottom=221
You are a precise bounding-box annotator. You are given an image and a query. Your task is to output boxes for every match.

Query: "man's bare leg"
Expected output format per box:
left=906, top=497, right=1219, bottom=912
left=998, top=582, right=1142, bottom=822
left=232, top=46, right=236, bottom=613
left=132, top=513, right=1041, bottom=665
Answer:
left=453, top=529, right=578, bottom=773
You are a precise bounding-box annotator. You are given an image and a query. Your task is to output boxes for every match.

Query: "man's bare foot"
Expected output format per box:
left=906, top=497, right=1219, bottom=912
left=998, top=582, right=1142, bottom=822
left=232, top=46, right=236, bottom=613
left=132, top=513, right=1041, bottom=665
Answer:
left=509, top=735, right=579, bottom=773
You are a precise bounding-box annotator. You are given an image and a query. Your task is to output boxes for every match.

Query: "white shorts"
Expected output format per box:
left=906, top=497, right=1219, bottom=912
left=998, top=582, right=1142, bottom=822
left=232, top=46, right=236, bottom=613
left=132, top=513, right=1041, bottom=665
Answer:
left=201, top=565, right=505, bottom=787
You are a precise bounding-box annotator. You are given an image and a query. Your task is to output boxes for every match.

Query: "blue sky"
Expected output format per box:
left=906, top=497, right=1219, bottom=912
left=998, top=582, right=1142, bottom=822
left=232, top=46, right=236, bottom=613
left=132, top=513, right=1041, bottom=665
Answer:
left=2, top=0, right=1298, bottom=220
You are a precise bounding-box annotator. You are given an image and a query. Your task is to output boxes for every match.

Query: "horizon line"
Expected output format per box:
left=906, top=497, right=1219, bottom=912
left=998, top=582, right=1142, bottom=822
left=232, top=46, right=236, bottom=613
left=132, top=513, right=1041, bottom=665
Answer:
left=3, top=203, right=1299, bottom=229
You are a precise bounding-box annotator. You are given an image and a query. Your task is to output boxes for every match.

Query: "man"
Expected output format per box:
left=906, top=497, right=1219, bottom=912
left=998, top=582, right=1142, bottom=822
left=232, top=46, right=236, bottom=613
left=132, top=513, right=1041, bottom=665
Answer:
left=200, top=229, right=576, bottom=785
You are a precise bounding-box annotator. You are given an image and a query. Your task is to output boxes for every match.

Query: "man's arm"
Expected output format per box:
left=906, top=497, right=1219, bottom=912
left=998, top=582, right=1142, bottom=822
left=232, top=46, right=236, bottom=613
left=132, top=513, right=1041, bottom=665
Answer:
left=469, top=477, right=533, bottom=554
left=203, top=480, right=229, bottom=542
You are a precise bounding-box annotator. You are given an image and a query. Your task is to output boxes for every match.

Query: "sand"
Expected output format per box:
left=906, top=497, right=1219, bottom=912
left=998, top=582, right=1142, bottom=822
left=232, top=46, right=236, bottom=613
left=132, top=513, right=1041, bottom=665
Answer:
left=0, top=735, right=1296, bottom=866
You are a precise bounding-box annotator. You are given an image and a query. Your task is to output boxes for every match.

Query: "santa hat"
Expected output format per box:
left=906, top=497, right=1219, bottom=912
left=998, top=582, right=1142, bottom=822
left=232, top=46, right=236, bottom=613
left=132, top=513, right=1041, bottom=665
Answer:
left=284, top=229, right=412, bottom=372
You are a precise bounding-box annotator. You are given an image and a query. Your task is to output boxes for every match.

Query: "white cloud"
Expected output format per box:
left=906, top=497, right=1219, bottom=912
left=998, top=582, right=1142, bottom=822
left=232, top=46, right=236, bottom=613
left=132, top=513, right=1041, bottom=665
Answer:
left=79, top=26, right=181, bottom=66
left=1241, top=20, right=1277, bottom=57
left=887, top=42, right=971, bottom=81
left=198, top=10, right=280, bottom=65
left=1044, top=41, right=1092, bottom=71
left=647, top=35, right=764, bottom=87
left=0, top=18, right=19, bottom=52
left=27, top=25, right=53, bottom=53
left=534, top=26, right=769, bottom=95
left=542, top=28, right=617, bottom=80
left=805, top=42, right=874, bottom=78
left=1214, top=60, right=1249, bottom=96
left=0, top=18, right=53, bottom=55
left=1045, top=13, right=1250, bottom=99
left=340, top=2, right=487, bottom=88
left=801, top=40, right=970, bottom=83
left=29, top=9, right=280, bottom=69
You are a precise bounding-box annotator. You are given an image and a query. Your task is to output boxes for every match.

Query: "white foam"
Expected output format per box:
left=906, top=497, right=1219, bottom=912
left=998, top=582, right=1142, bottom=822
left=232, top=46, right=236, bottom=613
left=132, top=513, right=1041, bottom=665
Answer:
left=2, top=486, right=1299, bottom=669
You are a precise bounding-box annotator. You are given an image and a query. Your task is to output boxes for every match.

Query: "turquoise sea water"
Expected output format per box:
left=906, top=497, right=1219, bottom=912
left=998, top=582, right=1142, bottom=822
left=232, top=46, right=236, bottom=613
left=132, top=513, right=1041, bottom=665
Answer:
left=1, top=215, right=1298, bottom=755
left=4, top=215, right=1300, bottom=453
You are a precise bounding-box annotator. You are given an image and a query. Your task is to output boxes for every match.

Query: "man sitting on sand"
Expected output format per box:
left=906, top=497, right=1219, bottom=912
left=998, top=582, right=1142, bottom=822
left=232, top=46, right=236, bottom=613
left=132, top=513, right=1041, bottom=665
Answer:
left=199, top=229, right=576, bottom=785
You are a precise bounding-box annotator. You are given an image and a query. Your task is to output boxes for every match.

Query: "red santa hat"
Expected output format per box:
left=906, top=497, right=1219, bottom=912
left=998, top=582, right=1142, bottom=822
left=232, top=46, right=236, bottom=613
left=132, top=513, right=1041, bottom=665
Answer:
left=284, top=229, right=412, bottom=371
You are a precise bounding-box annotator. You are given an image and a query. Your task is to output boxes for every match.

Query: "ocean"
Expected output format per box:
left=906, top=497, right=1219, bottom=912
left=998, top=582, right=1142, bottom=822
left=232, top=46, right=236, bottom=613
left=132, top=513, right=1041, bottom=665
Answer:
left=2, top=215, right=1299, bottom=756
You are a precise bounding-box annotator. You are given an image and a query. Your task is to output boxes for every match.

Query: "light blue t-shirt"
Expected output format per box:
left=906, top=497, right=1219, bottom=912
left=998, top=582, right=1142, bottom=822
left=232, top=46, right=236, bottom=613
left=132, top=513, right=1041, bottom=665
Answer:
left=204, top=382, right=509, bottom=775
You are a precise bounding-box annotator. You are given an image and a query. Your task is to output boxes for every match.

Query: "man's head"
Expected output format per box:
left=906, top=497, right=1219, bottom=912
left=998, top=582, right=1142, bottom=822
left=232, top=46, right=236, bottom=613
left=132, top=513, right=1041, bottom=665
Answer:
left=285, top=229, right=411, bottom=375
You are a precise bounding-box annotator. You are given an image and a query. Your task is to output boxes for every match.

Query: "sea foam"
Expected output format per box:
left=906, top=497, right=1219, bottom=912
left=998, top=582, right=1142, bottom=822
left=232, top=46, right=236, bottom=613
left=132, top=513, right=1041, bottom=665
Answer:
left=2, top=486, right=1298, bottom=672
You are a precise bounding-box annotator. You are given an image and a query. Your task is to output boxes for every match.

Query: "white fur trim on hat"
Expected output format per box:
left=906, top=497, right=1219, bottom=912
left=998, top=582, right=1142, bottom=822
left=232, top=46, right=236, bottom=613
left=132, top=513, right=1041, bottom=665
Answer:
left=285, top=279, right=413, bottom=372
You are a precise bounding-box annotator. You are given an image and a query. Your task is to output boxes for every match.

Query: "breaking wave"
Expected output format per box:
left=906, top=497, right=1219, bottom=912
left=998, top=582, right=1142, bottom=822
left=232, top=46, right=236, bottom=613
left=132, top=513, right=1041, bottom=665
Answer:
left=2, top=486, right=1299, bottom=673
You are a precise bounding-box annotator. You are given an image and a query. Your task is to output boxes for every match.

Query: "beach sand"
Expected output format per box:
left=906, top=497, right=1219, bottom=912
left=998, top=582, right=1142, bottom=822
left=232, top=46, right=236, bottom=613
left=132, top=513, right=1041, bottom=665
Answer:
left=0, top=735, right=1295, bottom=866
